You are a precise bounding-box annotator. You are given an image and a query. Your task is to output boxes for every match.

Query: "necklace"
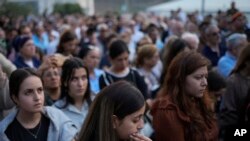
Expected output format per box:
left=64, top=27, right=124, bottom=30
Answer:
left=25, top=120, right=42, bottom=139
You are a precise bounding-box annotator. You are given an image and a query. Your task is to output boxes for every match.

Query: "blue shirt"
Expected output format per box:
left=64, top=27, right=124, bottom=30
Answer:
left=13, top=55, right=41, bottom=69
left=90, top=69, right=104, bottom=94
left=217, top=52, right=237, bottom=77
left=32, top=33, right=49, bottom=53
left=53, top=98, right=91, bottom=131
left=202, top=43, right=226, bottom=66
left=0, top=107, right=77, bottom=141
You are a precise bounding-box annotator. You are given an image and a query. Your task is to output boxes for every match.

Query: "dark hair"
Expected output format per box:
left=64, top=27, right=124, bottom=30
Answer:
left=160, top=38, right=187, bottom=85
left=106, top=33, right=118, bottom=48
left=198, top=21, right=210, bottom=32
left=35, top=47, right=44, bottom=62
left=59, top=57, right=91, bottom=108
left=12, top=35, right=31, bottom=52
left=146, top=24, right=159, bottom=43
left=207, top=71, right=226, bottom=92
left=146, top=23, right=158, bottom=34
left=9, top=68, right=40, bottom=104
left=86, top=26, right=96, bottom=37
left=78, top=45, right=95, bottom=59
left=108, top=40, right=129, bottom=59
left=56, top=30, right=77, bottom=54
left=78, top=81, right=145, bottom=141
left=18, top=24, right=27, bottom=34
left=231, top=44, right=250, bottom=74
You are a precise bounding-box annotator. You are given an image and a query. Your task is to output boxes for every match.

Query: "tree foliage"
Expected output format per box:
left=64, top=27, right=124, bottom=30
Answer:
left=0, top=2, right=35, bottom=17
left=53, top=3, right=83, bottom=15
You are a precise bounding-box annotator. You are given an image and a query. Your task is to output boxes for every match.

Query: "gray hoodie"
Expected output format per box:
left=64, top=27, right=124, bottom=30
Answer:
left=0, top=106, right=78, bottom=141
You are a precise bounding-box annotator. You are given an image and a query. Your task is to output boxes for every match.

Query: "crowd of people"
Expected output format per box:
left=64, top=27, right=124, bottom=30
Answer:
left=0, top=1, right=250, bottom=141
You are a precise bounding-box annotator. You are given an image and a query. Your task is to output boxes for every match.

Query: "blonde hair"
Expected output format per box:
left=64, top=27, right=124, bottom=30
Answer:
left=136, top=44, right=158, bottom=67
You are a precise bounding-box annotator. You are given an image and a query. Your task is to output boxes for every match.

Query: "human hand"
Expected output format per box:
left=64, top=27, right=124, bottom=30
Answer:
left=53, top=54, right=71, bottom=67
left=130, top=133, right=152, bottom=141
left=37, top=55, right=57, bottom=75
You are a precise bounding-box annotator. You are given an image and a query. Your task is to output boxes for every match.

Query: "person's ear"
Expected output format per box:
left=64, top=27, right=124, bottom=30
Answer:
left=112, top=115, right=120, bottom=129
left=108, top=56, right=113, bottom=64
left=12, top=95, right=19, bottom=105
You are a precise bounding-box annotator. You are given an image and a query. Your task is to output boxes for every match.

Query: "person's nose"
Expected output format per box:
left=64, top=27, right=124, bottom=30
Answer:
left=51, top=73, right=59, bottom=80
left=78, top=78, right=86, bottom=87
left=122, top=59, right=128, bottom=67
left=201, top=77, right=207, bottom=87
left=33, top=91, right=40, bottom=101
left=137, top=118, right=144, bottom=130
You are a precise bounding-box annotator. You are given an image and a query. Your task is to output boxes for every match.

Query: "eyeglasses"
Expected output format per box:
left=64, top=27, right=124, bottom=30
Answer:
left=42, top=69, right=60, bottom=78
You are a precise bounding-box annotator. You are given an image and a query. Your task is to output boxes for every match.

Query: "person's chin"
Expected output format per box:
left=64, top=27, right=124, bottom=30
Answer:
left=50, top=85, right=59, bottom=88
left=32, top=108, right=43, bottom=113
left=77, top=89, right=86, bottom=95
left=196, top=93, right=204, bottom=98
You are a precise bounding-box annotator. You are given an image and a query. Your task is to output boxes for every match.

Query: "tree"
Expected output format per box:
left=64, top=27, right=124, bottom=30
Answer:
left=0, top=2, right=35, bottom=17
left=53, top=3, right=84, bottom=15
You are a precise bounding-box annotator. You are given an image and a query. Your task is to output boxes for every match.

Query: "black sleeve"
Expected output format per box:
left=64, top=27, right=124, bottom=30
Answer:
left=99, top=73, right=107, bottom=90
left=219, top=78, right=239, bottom=128
left=133, top=70, right=149, bottom=100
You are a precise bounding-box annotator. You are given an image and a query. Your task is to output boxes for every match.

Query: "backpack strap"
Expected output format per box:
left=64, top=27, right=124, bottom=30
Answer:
left=130, top=69, right=136, bottom=81
left=102, top=71, right=111, bottom=86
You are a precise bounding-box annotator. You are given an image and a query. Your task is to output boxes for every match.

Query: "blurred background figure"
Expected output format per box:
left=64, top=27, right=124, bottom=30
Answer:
left=207, top=70, right=226, bottom=114
left=37, top=53, right=68, bottom=106
left=181, top=32, right=199, bottom=51
left=99, top=39, right=149, bottom=99
left=32, top=24, right=49, bottom=53
left=136, top=44, right=161, bottom=98
left=219, top=44, right=250, bottom=141
left=217, top=33, right=247, bottom=77
left=56, top=30, right=78, bottom=57
left=78, top=45, right=103, bottom=94
left=54, top=58, right=93, bottom=131
left=159, top=38, right=188, bottom=89
left=0, top=64, right=14, bottom=120
left=13, top=36, right=41, bottom=69
left=201, top=24, right=226, bottom=67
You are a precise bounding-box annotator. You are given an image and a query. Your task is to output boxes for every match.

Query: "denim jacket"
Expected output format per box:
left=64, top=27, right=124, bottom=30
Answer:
left=0, top=106, right=77, bottom=141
